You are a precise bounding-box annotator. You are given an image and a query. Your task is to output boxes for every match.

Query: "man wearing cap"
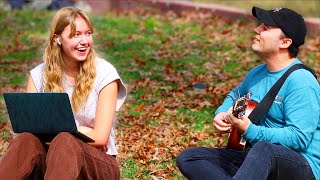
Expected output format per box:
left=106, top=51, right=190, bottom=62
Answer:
left=176, top=6, right=320, bottom=180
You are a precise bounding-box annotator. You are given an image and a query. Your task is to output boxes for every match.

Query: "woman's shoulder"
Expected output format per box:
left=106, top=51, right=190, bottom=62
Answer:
left=95, top=57, right=117, bottom=72
left=29, top=63, right=45, bottom=92
left=94, top=56, right=120, bottom=82
left=94, top=57, right=127, bottom=111
left=30, top=63, right=45, bottom=79
left=30, top=63, right=45, bottom=73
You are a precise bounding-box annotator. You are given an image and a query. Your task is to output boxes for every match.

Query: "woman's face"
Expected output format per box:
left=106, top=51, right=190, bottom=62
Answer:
left=58, top=17, right=93, bottom=65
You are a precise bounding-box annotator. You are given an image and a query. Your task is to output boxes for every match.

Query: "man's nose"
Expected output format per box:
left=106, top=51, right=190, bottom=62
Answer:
left=254, top=24, right=263, bottom=34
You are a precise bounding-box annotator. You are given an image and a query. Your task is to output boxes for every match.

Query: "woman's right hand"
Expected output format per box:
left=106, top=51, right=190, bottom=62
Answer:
left=213, top=112, right=232, bottom=133
left=78, top=126, right=93, bottom=134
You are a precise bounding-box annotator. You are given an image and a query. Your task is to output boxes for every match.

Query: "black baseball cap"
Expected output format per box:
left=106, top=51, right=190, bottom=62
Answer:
left=252, top=6, right=306, bottom=48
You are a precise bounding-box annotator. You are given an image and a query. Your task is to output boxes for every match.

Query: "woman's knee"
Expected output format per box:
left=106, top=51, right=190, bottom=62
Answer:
left=0, top=133, right=46, bottom=179
left=51, top=132, right=78, bottom=145
left=48, top=132, right=82, bottom=155
left=14, top=132, right=39, bottom=143
left=10, top=132, right=45, bottom=152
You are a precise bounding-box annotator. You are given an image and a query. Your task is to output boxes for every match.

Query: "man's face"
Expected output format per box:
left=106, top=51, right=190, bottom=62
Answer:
left=252, top=23, right=284, bottom=56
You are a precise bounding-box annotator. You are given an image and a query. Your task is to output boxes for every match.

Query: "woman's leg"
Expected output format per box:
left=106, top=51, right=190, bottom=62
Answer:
left=176, top=147, right=247, bottom=180
left=0, top=132, right=47, bottom=179
left=45, top=132, right=120, bottom=180
left=234, top=141, right=315, bottom=180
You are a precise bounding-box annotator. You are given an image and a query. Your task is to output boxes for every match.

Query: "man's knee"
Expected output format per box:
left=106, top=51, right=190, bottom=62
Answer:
left=177, top=148, right=195, bottom=163
left=252, top=141, right=272, bottom=150
left=176, top=147, right=207, bottom=170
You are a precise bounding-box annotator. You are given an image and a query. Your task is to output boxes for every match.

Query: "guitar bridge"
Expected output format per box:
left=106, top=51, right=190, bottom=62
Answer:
left=240, top=136, right=246, bottom=146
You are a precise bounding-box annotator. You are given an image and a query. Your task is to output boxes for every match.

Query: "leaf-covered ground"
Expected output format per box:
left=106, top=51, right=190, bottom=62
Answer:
left=0, top=6, right=319, bottom=179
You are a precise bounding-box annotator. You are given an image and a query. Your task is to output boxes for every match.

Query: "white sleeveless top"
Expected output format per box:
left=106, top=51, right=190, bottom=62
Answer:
left=30, top=57, right=127, bottom=155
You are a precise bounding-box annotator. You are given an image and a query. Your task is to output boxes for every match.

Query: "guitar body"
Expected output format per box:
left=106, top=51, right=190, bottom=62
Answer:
left=226, top=96, right=257, bottom=151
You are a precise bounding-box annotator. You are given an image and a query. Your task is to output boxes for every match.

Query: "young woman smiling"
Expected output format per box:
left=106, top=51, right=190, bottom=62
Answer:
left=0, top=7, right=127, bottom=179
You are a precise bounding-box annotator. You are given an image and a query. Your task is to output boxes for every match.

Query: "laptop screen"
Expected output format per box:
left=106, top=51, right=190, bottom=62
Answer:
left=4, top=93, right=77, bottom=134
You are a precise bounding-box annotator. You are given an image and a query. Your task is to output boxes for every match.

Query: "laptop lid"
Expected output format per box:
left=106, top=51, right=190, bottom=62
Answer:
left=3, top=92, right=94, bottom=142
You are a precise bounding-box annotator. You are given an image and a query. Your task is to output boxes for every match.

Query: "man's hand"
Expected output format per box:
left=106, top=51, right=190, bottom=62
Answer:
left=226, top=108, right=251, bottom=134
left=213, top=112, right=232, bottom=133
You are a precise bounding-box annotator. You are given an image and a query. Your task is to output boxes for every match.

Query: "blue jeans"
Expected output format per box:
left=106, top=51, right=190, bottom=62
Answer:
left=176, top=141, right=315, bottom=180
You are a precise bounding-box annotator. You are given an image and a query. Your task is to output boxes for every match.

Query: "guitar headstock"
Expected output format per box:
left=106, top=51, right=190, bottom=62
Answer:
left=232, top=93, right=251, bottom=118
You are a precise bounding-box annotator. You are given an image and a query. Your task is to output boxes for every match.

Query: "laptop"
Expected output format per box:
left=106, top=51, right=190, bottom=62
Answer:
left=3, top=92, right=94, bottom=142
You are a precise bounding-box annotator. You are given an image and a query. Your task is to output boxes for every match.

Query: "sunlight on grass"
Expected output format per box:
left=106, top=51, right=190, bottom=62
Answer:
left=120, top=157, right=141, bottom=179
left=176, top=107, right=212, bottom=130
left=3, top=50, right=37, bottom=60
left=193, top=0, right=320, bottom=17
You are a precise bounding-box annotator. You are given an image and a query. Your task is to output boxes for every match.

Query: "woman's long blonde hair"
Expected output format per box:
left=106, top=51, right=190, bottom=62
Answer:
left=43, top=7, right=96, bottom=112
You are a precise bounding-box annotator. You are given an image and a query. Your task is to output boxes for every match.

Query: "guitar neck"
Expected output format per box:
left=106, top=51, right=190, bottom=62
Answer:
left=226, top=94, right=257, bottom=151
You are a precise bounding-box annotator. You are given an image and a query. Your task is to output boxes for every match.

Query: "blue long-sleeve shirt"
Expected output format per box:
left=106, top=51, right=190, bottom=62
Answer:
left=215, top=59, right=320, bottom=179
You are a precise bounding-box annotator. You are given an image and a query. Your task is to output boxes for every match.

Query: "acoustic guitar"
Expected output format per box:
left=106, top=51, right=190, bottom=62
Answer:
left=226, top=93, right=257, bottom=151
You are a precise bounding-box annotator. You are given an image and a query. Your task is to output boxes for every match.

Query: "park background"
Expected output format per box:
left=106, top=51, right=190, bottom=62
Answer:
left=0, top=0, right=319, bottom=179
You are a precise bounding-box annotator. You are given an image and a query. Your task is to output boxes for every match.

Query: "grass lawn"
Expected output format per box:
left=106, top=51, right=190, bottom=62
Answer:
left=0, top=4, right=319, bottom=179
left=193, top=0, right=320, bottom=18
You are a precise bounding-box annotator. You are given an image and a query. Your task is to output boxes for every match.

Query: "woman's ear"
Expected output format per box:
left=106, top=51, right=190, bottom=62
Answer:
left=53, top=34, right=61, bottom=46
left=57, top=38, right=61, bottom=46
left=280, top=38, right=292, bottom=49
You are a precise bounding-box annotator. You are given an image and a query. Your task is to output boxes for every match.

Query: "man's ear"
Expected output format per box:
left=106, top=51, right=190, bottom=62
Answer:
left=280, top=38, right=293, bottom=49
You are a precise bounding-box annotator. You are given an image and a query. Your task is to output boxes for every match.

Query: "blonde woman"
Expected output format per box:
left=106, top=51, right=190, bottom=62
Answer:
left=0, top=7, right=126, bottom=179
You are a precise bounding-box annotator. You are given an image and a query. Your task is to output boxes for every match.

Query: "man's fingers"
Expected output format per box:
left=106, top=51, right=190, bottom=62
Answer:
left=213, top=122, right=232, bottom=133
left=214, top=119, right=231, bottom=128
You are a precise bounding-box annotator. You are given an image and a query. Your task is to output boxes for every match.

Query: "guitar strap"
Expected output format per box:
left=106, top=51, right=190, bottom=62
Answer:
left=248, top=64, right=318, bottom=125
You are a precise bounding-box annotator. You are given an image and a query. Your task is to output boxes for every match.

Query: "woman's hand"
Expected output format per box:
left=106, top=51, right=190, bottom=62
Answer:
left=78, top=126, right=108, bottom=150
left=78, top=126, right=93, bottom=134
left=213, top=112, right=232, bottom=133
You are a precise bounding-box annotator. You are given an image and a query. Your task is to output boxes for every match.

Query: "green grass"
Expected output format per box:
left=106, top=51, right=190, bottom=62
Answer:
left=193, top=0, right=320, bottom=17
left=0, top=5, right=319, bottom=179
left=121, top=157, right=141, bottom=178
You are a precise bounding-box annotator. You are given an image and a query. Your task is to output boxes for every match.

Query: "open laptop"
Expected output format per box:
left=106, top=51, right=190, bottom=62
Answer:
left=3, top=92, right=94, bottom=142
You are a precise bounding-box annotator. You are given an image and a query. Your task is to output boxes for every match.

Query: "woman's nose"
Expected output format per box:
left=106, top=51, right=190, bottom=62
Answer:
left=80, top=35, right=88, bottom=44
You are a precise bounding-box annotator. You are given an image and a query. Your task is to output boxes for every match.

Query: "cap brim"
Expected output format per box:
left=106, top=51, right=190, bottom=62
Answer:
left=252, top=6, right=278, bottom=27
